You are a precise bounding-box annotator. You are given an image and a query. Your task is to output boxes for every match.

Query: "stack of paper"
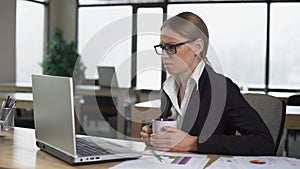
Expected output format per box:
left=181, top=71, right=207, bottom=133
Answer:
left=110, top=150, right=210, bottom=169
left=206, top=156, right=300, bottom=169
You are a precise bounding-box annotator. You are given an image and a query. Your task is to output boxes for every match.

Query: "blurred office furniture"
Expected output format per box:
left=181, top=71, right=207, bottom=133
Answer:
left=0, top=83, right=129, bottom=137
left=285, top=94, right=300, bottom=157
left=75, top=85, right=132, bottom=138
left=131, top=99, right=160, bottom=138
left=0, top=83, right=32, bottom=92
left=0, top=92, right=33, bottom=109
left=0, top=83, right=33, bottom=128
left=0, top=92, right=34, bottom=128
left=131, top=94, right=286, bottom=153
left=0, top=92, right=81, bottom=130
left=287, top=94, right=300, bottom=106
left=243, top=93, right=286, bottom=154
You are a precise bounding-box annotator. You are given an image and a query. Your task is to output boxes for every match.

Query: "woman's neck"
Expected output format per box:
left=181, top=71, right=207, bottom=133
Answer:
left=176, top=57, right=201, bottom=89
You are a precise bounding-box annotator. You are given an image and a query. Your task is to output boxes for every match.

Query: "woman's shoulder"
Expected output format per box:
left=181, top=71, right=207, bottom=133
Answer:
left=202, top=65, right=240, bottom=93
left=204, top=65, right=237, bottom=84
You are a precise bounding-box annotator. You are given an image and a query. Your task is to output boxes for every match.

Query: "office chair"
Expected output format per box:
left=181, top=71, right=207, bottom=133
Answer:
left=287, top=94, right=300, bottom=106
left=243, top=93, right=286, bottom=154
left=285, top=94, right=300, bottom=156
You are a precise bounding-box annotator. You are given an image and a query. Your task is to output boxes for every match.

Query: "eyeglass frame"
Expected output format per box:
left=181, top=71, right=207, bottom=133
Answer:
left=154, top=39, right=196, bottom=55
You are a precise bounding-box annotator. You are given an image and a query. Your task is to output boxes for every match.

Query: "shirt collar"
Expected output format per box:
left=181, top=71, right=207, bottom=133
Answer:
left=190, top=60, right=205, bottom=90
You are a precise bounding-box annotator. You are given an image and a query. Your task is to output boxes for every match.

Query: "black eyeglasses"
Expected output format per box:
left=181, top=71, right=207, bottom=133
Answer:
left=154, top=39, right=196, bottom=55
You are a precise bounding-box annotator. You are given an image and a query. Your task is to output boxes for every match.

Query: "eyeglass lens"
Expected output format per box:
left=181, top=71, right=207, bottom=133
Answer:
left=155, top=44, right=176, bottom=55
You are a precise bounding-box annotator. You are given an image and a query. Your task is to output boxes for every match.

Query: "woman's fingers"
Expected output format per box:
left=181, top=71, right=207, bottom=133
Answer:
left=140, top=125, right=153, bottom=146
left=142, top=125, right=152, bottom=134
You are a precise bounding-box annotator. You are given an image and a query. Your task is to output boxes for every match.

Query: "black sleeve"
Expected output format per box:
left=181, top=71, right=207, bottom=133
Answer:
left=197, top=78, right=275, bottom=155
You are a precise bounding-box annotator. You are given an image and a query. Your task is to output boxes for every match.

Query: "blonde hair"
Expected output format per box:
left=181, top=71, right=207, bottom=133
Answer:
left=161, top=12, right=210, bottom=65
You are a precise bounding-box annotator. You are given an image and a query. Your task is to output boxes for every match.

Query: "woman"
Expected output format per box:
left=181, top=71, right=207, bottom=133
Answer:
left=140, top=12, right=275, bottom=155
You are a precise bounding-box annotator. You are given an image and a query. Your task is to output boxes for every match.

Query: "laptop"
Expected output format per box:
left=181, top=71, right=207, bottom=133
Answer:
left=31, top=74, right=142, bottom=165
left=97, top=66, right=119, bottom=88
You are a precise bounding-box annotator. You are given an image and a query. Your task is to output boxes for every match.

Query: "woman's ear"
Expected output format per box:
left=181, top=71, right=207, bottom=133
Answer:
left=194, top=38, right=204, bottom=55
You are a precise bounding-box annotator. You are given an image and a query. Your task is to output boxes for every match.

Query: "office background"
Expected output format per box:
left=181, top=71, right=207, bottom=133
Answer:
left=0, top=0, right=299, bottom=157
left=1, top=0, right=300, bottom=92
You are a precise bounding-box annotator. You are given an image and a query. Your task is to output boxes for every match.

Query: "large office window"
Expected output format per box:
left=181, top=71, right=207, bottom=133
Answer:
left=270, top=3, right=300, bottom=90
left=168, top=3, right=267, bottom=88
left=79, top=0, right=164, bottom=5
left=136, top=8, right=163, bottom=90
left=16, top=0, right=45, bottom=83
left=78, top=6, right=132, bottom=88
left=77, top=1, right=300, bottom=92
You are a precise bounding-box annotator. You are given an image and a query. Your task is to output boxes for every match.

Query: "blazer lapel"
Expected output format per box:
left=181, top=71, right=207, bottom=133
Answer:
left=181, top=86, right=201, bottom=133
left=160, top=90, right=172, bottom=118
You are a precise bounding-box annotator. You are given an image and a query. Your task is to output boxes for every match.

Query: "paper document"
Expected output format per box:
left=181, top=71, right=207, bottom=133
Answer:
left=110, top=150, right=209, bottom=169
left=206, top=156, right=300, bottom=169
left=205, top=157, right=236, bottom=169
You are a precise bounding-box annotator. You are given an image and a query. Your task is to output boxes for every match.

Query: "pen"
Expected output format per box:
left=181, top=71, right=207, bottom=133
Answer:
left=9, top=98, right=14, bottom=108
left=11, top=101, right=17, bottom=108
left=1, top=100, right=6, bottom=108
left=5, top=95, right=10, bottom=108
left=150, top=150, right=165, bottom=163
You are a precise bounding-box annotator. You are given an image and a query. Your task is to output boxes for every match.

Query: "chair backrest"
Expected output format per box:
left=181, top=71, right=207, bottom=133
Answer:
left=243, top=93, right=286, bottom=153
left=287, top=94, right=300, bottom=106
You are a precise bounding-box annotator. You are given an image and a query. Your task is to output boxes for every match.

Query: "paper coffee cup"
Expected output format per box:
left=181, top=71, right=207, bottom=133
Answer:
left=153, top=118, right=177, bottom=134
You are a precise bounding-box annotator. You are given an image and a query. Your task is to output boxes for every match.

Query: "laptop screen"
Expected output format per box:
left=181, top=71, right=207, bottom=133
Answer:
left=32, top=74, right=77, bottom=157
left=97, top=66, right=119, bottom=88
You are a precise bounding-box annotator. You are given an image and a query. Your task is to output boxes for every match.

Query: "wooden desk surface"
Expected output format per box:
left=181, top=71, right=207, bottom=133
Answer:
left=0, top=128, right=128, bottom=169
left=0, top=128, right=220, bottom=169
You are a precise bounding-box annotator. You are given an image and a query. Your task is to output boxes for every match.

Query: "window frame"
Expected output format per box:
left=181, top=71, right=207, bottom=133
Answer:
left=76, top=0, right=300, bottom=93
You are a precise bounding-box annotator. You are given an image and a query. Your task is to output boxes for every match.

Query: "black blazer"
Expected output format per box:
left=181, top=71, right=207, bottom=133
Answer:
left=160, top=65, right=275, bottom=155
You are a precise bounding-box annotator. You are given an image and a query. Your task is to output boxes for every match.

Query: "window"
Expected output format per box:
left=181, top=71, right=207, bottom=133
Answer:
left=16, top=0, right=45, bottom=83
left=34, top=0, right=47, bottom=2
left=78, top=6, right=132, bottom=88
left=77, top=1, right=300, bottom=93
left=136, top=8, right=163, bottom=90
left=168, top=3, right=267, bottom=88
left=79, top=0, right=163, bottom=5
left=270, top=3, right=300, bottom=90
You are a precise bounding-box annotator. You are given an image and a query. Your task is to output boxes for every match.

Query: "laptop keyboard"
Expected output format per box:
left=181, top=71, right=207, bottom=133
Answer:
left=76, top=137, right=113, bottom=157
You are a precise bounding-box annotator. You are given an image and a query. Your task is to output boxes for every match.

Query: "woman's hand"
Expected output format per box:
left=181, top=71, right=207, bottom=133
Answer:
left=150, top=126, right=197, bottom=152
left=140, top=125, right=153, bottom=146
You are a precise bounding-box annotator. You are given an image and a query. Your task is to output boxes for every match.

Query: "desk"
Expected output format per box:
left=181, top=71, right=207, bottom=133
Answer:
left=75, top=85, right=130, bottom=137
left=131, top=100, right=300, bottom=138
left=284, top=105, right=300, bottom=156
left=131, top=100, right=160, bottom=138
left=0, top=83, right=33, bottom=110
left=0, top=83, right=131, bottom=136
left=0, top=92, right=33, bottom=109
left=0, top=82, right=32, bottom=92
left=0, top=128, right=124, bottom=168
left=0, top=127, right=220, bottom=169
left=285, top=105, right=300, bottom=130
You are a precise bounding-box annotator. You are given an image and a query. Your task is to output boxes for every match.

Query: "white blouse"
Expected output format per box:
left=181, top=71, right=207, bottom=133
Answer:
left=162, top=60, right=205, bottom=129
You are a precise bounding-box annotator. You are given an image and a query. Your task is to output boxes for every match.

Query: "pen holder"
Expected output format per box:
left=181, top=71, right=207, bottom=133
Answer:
left=0, top=107, right=15, bottom=131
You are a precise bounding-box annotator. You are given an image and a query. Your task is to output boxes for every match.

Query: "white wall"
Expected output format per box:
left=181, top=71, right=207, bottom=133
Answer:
left=0, top=0, right=16, bottom=83
left=49, top=0, right=77, bottom=42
